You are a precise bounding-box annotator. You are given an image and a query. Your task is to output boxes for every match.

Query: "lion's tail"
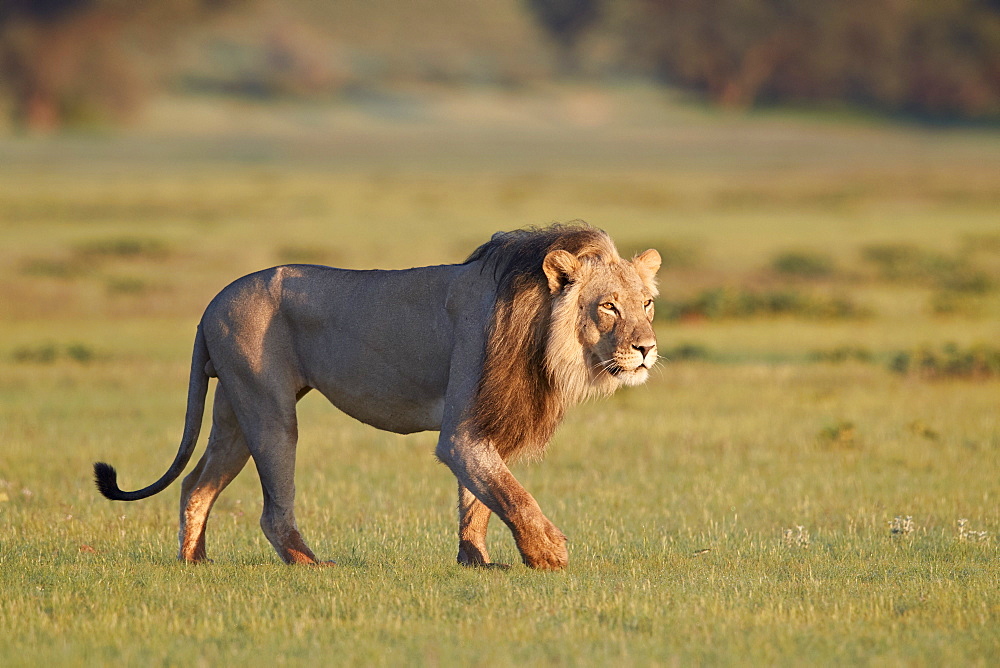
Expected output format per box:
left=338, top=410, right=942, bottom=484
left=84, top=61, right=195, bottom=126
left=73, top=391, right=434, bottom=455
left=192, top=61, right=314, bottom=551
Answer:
left=93, top=324, right=211, bottom=501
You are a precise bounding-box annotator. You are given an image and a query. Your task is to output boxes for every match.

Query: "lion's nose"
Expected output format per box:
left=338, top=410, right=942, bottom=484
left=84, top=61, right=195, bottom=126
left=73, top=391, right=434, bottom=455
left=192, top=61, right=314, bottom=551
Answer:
left=632, top=343, right=655, bottom=358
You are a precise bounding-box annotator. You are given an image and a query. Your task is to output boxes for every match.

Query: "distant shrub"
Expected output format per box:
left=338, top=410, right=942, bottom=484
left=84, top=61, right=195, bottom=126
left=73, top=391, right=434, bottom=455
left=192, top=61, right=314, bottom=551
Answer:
left=809, top=346, right=874, bottom=364
left=936, top=270, right=994, bottom=294
left=889, top=343, right=1000, bottom=380
left=12, top=343, right=98, bottom=364
left=771, top=251, right=836, bottom=278
left=21, top=236, right=169, bottom=281
left=20, top=257, right=88, bottom=278
left=105, top=277, right=150, bottom=295
left=659, top=343, right=711, bottom=361
left=12, top=344, right=59, bottom=364
left=861, top=243, right=927, bottom=280
left=861, top=243, right=993, bottom=293
left=929, top=292, right=982, bottom=317
left=65, top=344, right=96, bottom=363
left=659, top=288, right=869, bottom=321
left=74, top=237, right=169, bottom=260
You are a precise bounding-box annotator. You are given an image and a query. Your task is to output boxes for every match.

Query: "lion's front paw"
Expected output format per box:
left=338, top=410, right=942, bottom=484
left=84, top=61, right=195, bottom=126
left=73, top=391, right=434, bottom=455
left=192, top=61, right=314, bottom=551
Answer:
left=515, top=519, right=568, bottom=570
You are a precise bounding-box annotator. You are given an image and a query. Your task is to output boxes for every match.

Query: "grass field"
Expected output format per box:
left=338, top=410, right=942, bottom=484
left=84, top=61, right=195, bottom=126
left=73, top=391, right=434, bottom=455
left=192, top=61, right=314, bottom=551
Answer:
left=1, top=89, right=999, bottom=665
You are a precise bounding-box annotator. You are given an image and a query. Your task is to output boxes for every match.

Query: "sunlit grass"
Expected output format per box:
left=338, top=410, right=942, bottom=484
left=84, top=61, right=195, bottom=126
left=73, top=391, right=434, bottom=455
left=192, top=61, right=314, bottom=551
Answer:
left=1, top=106, right=999, bottom=664
left=2, top=355, right=998, bottom=665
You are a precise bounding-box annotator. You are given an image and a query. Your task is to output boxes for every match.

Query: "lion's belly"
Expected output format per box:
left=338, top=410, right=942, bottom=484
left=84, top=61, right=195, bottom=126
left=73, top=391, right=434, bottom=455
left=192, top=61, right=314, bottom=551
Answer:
left=315, top=383, right=445, bottom=434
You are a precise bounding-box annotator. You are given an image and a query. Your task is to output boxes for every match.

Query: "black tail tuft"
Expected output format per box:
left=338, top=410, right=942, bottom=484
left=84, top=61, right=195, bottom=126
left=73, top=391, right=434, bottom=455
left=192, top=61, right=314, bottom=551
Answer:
left=93, top=462, right=122, bottom=500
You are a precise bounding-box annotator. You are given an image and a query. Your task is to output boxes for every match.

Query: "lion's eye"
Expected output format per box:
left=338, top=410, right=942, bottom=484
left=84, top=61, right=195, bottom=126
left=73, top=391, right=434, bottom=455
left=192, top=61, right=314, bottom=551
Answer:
left=600, top=301, right=616, bottom=312
left=643, top=299, right=653, bottom=309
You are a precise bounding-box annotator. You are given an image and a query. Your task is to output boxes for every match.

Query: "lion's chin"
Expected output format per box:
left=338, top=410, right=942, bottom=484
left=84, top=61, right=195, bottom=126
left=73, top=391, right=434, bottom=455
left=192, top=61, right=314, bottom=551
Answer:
left=597, top=362, right=649, bottom=388
left=616, top=366, right=650, bottom=387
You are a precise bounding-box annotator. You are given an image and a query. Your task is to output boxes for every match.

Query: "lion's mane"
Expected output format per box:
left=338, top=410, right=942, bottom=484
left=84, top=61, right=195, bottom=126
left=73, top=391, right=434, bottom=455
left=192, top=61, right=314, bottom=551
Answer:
left=462, top=223, right=621, bottom=462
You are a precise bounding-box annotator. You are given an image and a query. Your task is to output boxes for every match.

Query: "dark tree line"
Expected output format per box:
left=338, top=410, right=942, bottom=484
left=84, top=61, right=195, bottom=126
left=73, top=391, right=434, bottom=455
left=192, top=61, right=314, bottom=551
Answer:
left=0, top=0, right=243, bottom=130
left=2, top=0, right=998, bottom=129
left=535, top=0, right=1000, bottom=120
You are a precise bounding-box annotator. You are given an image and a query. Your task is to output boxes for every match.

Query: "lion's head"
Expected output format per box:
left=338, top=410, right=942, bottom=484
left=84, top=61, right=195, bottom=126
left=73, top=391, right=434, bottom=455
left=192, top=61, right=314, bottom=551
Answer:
left=543, top=244, right=659, bottom=396
left=464, top=224, right=660, bottom=461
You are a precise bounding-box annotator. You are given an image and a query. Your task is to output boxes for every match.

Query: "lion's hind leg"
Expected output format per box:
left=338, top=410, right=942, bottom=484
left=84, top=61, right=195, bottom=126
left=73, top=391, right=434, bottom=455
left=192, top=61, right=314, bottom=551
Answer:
left=178, top=384, right=251, bottom=563
left=232, top=396, right=329, bottom=566
left=457, top=483, right=507, bottom=568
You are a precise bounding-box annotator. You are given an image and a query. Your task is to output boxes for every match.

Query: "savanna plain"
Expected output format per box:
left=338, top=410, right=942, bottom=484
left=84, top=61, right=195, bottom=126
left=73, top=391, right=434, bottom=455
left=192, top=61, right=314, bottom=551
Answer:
left=1, top=91, right=999, bottom=665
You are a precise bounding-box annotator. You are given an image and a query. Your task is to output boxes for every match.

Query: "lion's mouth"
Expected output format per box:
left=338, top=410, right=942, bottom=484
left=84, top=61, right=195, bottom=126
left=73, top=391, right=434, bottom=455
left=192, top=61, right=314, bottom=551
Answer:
left=601, top=361, right=648, bottom=377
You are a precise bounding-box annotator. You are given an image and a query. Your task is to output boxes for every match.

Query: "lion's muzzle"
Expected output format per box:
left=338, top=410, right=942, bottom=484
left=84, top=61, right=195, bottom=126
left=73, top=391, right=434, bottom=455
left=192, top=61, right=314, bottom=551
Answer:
left=603, top=339, right=657, bottom=386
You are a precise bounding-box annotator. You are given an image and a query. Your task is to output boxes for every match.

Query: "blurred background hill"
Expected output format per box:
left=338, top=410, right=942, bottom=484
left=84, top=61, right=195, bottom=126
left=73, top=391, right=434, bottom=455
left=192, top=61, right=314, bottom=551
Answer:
left=1, top=0, right=998, bottom=132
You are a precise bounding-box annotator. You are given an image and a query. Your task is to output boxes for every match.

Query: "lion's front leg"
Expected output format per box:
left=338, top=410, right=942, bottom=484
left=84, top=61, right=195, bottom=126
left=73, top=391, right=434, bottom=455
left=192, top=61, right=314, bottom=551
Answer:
left=457, top=483, right=496, bottom=567
left=439, top=435, right=568, bottom=571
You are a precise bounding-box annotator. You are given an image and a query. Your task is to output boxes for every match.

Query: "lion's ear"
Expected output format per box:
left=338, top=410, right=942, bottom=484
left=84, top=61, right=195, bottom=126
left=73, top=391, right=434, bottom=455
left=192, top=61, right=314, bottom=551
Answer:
left=542, top=249, right=582, bottom=294
left=633, top=249, right=661, bottom=294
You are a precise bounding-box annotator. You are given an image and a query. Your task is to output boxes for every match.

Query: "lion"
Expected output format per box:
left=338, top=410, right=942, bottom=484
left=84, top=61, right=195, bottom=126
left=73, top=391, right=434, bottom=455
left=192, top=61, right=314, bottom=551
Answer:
left=93, top=223, right=660, bottom=570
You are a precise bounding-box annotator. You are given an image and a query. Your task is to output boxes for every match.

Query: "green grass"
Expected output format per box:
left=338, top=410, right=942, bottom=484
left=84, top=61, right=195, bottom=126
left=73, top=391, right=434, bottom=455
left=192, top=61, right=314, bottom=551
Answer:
left=3, top=362, right=998, bottom=665
left=1, top=93, right=999, bottom=665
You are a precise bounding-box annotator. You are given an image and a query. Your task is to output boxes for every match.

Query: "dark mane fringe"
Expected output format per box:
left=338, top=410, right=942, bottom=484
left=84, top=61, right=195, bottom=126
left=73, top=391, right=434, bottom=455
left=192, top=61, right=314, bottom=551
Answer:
left=463, top=223, right=619, bottom=461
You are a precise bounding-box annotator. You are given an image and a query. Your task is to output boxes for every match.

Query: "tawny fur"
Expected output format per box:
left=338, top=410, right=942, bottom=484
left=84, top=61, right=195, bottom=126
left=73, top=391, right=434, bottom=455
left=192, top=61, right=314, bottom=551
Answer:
left=93, top=223, right=660, bottom=570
